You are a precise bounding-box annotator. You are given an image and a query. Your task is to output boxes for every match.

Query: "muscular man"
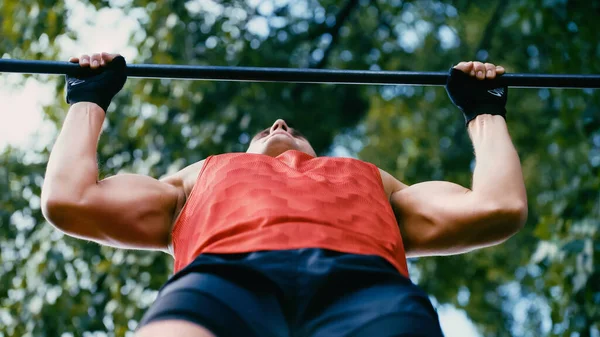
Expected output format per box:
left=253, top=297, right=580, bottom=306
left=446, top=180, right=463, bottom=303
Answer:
left=41, top=53, right=527, bottom=337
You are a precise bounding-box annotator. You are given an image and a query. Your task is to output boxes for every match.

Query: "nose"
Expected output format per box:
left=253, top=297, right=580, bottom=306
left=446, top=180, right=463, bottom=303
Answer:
left=270, top=119, right=289, bottom=133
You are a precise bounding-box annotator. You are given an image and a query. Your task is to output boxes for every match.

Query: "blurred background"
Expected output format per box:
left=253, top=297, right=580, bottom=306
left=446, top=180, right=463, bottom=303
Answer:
left=0, top=0, right=599, bottom=336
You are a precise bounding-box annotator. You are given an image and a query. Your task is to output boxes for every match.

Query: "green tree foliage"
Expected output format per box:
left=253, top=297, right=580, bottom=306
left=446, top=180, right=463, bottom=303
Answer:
left=1, top=1, right=598, bottom=336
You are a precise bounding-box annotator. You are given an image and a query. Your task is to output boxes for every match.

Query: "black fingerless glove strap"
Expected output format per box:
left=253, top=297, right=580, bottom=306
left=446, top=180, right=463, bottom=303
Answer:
left=445, top=68, right=508, bottom=126
left=65, top=56, right=127, bottom=113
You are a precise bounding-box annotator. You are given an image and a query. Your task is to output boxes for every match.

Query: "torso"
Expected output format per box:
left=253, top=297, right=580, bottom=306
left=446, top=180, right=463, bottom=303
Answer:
left=162, top=154, right=406, bottom=253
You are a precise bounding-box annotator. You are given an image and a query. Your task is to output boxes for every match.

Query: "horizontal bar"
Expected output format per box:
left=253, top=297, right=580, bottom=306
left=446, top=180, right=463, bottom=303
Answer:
left=1, top=58, right=599, bottom=89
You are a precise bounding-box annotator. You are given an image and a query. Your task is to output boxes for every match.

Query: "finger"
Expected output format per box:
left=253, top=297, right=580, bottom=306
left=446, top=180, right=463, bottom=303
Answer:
left=79, top=54, right=90, bottom=67
left=453, top=61, right=473, bottom=73
left=101, top=52, right=121, bottom=63
left=90, top=53, right=102, bottom=69
left=101, top=52, right=110, bottom=65
left=496, top=65, right=505, bottom=75
left=484, top=63, right=496, bottom=79
left=68, top=57, right=79, bottom=63
left=473, top=61, right=486, bottom=79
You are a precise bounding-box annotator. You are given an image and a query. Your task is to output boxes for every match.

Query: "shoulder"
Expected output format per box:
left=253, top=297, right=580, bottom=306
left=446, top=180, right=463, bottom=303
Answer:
left=160, top=159, right=207, bottom=197
left=377, top=168, right=409, bottom=199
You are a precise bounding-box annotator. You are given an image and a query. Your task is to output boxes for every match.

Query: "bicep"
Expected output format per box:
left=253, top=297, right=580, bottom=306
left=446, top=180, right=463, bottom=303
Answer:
left=391, top=181, right=516, bottom=257
left=45, top=173, right=183, bottom=251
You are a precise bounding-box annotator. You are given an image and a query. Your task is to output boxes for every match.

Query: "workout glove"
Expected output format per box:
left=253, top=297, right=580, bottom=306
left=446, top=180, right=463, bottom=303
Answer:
left=65, top=56, right=127, bottom=113
left=445, top=68, right=508, bottom=126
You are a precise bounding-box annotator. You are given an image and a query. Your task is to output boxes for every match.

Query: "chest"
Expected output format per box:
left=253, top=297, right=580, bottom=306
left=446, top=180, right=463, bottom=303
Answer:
left=176, top=154, right=394, bottom=218
left=200, top=155, right=386, bottom=209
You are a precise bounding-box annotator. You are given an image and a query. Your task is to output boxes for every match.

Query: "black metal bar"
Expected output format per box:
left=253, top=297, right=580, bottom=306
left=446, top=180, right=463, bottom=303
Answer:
left=1, top=58, right=599, bottom=89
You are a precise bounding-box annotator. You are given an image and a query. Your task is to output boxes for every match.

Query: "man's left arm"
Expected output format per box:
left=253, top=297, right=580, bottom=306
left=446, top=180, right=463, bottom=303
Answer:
left=388, top=61, right=528, bottom=257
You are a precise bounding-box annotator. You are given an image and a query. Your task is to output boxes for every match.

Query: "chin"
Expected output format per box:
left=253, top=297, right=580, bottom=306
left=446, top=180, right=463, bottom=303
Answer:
left=253, top=138, right=295, bottom=156
left=247, top=137, right=315, bottom=157
left=264, top=144, right=296, bottom=157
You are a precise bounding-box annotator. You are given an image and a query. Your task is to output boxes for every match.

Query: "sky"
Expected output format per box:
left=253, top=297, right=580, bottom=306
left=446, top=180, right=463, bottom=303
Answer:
left=0, top=1, right=482, bottom=336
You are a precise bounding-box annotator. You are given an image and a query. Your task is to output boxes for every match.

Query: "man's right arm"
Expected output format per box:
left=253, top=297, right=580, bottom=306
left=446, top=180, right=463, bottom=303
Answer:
left=41, top=96, right=182, bottom=252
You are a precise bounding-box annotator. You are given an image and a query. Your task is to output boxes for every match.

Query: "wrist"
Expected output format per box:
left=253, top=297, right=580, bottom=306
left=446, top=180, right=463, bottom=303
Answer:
left=468, top=114, right=508, bottom=135
left=464, top=104, right=507, bottom=126
left=69, top=102, right=106, bottom=115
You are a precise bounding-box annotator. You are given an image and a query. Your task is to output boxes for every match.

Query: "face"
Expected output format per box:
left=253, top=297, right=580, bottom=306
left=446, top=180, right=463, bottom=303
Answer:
left=246, top=119, right=317, bottom=157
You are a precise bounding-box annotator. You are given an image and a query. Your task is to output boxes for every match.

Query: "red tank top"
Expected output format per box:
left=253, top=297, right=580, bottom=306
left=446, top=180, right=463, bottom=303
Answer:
left=171, top=150, right=409, bottom=277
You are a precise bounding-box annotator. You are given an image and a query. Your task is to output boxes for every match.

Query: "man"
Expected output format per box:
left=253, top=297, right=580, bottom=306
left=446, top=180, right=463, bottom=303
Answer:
left=41, top=53, right=527, bottom=337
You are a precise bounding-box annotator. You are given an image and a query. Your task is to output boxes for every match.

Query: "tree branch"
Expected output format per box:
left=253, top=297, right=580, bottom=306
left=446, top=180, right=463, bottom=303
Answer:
left=290, top=0, right=360, bottom=98
left=475, top=0, right=510, bottom=59
left=311, top=0, right=360, bottom=69
left=369, top=0, right=402, bottom=43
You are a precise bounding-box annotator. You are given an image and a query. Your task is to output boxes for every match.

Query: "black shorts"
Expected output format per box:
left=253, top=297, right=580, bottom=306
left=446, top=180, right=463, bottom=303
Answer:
left=138, top=249, right=444, bottom=337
